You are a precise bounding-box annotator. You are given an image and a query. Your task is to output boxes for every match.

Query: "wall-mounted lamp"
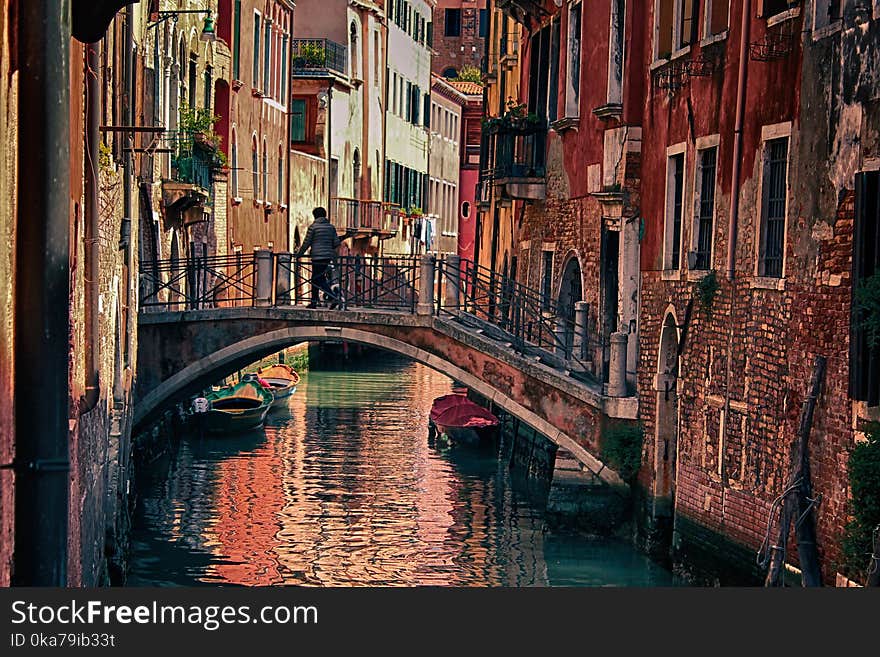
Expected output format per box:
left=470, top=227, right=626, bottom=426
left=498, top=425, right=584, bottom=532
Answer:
left=148, top=8, right=216, bottom=42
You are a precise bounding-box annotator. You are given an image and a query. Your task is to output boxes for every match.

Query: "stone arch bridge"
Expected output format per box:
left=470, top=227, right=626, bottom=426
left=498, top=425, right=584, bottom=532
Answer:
left=135, top=253, right=638, bottom=488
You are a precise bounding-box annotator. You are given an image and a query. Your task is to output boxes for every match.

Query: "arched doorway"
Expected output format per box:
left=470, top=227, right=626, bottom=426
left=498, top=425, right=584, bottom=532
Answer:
left=654, top=312, right=680, bottom=524
left=557, top=255, right=583, bottom=359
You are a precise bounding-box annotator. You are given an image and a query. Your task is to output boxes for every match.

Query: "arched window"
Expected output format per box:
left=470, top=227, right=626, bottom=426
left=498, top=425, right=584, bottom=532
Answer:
left=350, top=21, right=359, bottom=80
left=231, top=129, right=238, bottom=196
left=442, top=67, right=457, bottom=79
left=277, top=144, right=284, bottom=204
left=262, top=139, right=268, bottom=202
left=251, top=136, right=259, bottom=200
left=353, top=148, right=361, bottom=195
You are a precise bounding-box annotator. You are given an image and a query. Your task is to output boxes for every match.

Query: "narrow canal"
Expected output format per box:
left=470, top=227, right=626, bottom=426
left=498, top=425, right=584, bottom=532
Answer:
left=128, top=351, right=675, bottom=586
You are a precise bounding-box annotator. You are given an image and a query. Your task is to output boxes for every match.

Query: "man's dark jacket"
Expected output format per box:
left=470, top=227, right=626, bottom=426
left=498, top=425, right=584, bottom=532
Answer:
left=297, top=216, right=341, bottom=261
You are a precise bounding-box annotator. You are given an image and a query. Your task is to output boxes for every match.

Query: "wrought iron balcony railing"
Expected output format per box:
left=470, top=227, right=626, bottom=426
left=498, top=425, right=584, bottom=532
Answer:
left=291, top=38, right=347, bottom=77
left=166, top=129, right=215, bottom=191
left=481, top=120, right=547, bottom=182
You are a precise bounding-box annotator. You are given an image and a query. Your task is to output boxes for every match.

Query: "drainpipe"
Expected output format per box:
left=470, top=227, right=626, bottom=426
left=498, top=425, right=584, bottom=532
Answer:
left=726, top=0, right=751, bottom=280
left=381, top=18, right=389, bottom=256
left=115, top=3, right=135, bottom=404
left=13, top=0, right=71, bottom=586
left=83, top=40, right=102, bottom=412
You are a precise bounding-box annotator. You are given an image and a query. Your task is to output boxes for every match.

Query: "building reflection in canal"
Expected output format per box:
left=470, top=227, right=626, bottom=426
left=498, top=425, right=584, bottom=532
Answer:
left=129, top=350, right=674, bottom=587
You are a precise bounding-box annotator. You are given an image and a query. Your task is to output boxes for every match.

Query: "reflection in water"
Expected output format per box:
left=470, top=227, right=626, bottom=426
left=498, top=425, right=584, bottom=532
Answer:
left=129, top=355, right=674, bottom=586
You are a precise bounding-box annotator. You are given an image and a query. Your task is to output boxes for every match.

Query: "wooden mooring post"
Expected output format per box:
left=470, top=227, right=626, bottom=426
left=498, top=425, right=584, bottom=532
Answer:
left=764, top=355, right=826, bottom=587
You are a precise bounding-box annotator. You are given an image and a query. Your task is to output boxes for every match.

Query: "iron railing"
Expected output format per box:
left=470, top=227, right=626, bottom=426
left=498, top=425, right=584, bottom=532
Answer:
left=482, top=121, right=547, bottom=181
left=138, top=252, right=604, bottom=381
left=165, top=129, right=215, bottom=190
left=139, top=252, right=257, bottom=311
left=435, top=256, right=602, bottom=377
left=291, top=38, right=347, bottom=76
left=275, top=254, right=420, bottom=311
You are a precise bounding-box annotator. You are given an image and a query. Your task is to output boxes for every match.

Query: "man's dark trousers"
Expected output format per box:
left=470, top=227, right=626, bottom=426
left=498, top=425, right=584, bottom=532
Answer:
left=310, top=259, right=336, bottom=306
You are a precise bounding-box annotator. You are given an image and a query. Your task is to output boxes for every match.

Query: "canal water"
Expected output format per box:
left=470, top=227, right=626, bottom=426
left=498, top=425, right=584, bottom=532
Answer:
left=128, top=352, right=675, bottom=586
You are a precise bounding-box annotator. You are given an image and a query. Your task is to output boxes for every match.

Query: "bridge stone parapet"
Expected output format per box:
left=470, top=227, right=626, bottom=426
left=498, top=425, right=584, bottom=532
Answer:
left=136, top=306, right=638, bottom=489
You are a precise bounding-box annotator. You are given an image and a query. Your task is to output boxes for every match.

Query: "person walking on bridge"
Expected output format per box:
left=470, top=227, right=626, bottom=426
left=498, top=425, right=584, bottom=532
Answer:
left=296, top=206, right=342, bottom=309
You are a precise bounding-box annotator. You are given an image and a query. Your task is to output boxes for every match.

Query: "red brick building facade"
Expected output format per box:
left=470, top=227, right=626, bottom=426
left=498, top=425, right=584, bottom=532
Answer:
left=432, top=0, right=487, bottom=78
left=489, top=0, right=880, bottom=584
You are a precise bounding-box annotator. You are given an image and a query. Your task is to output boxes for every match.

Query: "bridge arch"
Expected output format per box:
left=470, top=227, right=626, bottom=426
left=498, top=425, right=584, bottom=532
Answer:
left=134, top=325, right=619, bottom=485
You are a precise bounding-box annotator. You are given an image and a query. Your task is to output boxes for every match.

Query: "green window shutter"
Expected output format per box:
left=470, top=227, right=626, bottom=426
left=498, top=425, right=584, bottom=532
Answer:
left=290, top=99, right=306, bottom=142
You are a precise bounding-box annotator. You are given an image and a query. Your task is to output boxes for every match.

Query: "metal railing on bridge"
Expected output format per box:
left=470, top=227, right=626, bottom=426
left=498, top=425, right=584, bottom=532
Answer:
left=138, top=251, right=612, bottom=385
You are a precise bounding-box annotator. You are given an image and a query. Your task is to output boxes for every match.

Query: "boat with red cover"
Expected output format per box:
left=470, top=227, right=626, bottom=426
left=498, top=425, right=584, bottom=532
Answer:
left=428, top=392, right=500, bottom=446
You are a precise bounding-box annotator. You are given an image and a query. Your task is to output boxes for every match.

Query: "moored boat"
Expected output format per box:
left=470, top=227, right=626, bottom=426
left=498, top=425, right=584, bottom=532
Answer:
left=428, top=392, right=500, bottom=446
left=201, top=380, right=274, bottom=433
left=256, top=363, right=300, bottom=408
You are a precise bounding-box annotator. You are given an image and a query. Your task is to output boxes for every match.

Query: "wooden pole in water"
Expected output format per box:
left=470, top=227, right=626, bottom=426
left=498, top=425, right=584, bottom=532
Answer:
left=764, top=355, right=826, bottom=586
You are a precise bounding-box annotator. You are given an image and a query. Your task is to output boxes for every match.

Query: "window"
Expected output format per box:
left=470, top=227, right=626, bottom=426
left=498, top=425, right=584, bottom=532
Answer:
left=705, top=0, right=730, bottom=36
left=758, top=137, right=789, bottom=278
left=281, top=34, right=288, bottom=102
left=233, top=0, right=242, bottom=80
left=541, top=250, right=554, bottom=310
left=406, top=80, right=412, bottom=120
left=204, top=65, right=212, bottom=111
left=760, top=0, right=797, bottom=19
left=231, top=131, right=238, bottom=196
left=608, top=0, right=625, bottom=105
left=655, top=0, right=674, bottom=59
left=679, top=0, right=698, bottom=48
left=479, top=9, right=488, bottom=38
left=664, top=150, right=685, bottom=270
left=264, top=21, right=271, bottom=94
left=442, top=67, right=457, bottom=79
left=278, top=147, right=284, bottom=203
left=566, top=3, right=581, bottom=117
left=374, top=31, right=380, bottom=85
left=852, top=171, right=880, bottom=406
left=188, top=55, right=197, bottom=108
left=813, top=0, right=841, bottom=33
left=290, top=99, right=306, bottom=142
left=692, top=146, right=717, bottom=270
left=350, top=22, right=359, bottom=80
left=262, top=140, right=268, bottom=202
left=252, top=137, right=259, bottom=199
left=445, top=9, right=461, bottom=37
left=548, top=19, right=561, bottom=123
left=253, top=13, right=261, bottom=88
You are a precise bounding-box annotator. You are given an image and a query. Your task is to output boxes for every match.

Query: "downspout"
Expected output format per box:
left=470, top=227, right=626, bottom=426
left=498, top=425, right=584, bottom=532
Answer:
left=13, top=0, right=71, bottom=586
left=285, top=10, right=292, bottom=252
left=726, top=0, right=751, bottom=280
left=83, top=40, right=102, bottom=412
left=115, top=3, right=135, bottom=404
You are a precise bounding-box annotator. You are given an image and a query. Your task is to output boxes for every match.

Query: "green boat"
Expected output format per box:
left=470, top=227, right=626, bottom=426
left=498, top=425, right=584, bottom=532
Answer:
left=200, top=380, right=274, bottom=433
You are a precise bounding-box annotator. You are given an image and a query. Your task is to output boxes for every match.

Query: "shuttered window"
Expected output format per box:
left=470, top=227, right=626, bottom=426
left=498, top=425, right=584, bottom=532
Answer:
left=852, top=171, right=880, bottom=406
left=290, top=99, right=306, bottom=142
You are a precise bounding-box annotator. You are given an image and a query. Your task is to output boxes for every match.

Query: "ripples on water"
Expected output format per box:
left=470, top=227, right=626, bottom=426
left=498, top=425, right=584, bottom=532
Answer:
left=129, top=354, right=674, bottom=587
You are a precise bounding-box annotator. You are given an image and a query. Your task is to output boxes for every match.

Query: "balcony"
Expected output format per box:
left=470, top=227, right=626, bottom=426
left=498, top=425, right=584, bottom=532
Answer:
left=482, top=120, right=547, bottom=200
left=162, top=130, right=216, bottom=212
left=496, top=0, right=550, bottom=25
left=291, top=39, right=347, bottom=78
left=330, top=198, right=401, bottom=238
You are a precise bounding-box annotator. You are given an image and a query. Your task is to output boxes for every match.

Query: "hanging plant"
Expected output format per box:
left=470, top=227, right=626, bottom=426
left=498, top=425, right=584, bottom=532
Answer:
left=694, top=270, right=719, bottom=316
